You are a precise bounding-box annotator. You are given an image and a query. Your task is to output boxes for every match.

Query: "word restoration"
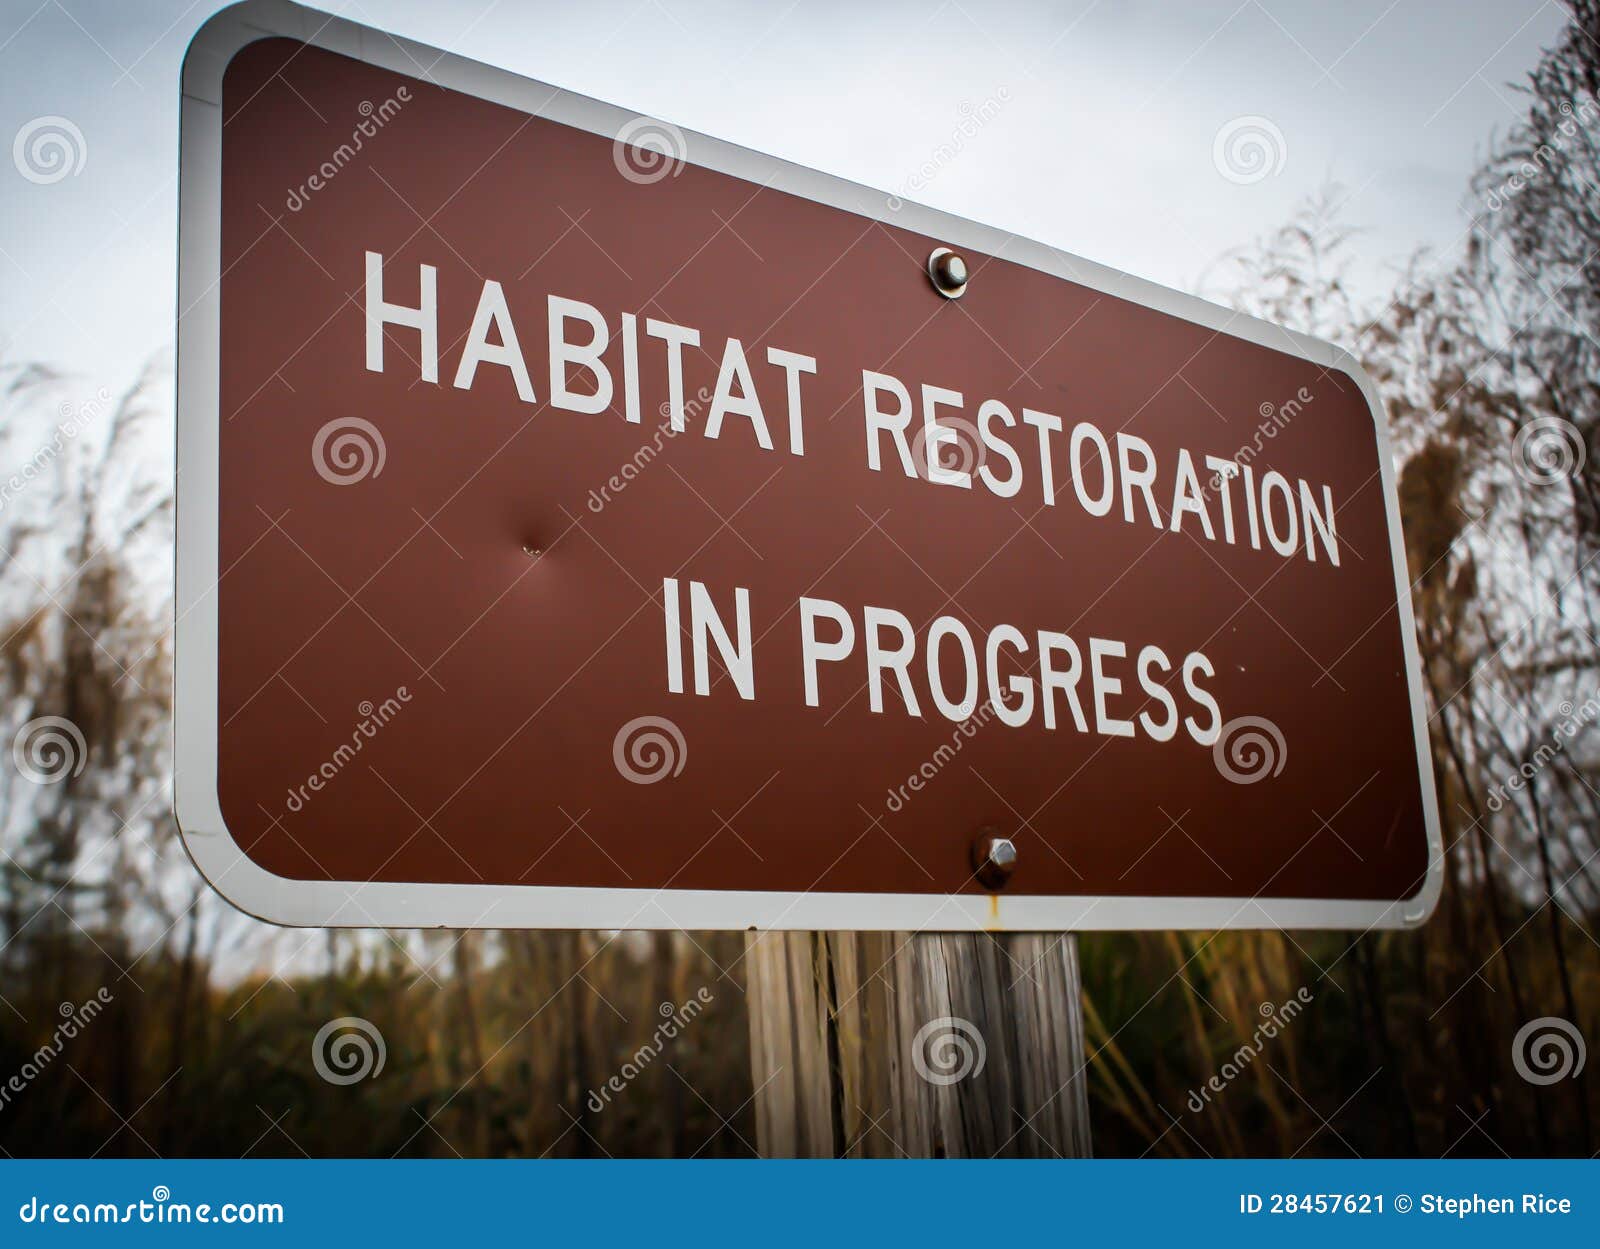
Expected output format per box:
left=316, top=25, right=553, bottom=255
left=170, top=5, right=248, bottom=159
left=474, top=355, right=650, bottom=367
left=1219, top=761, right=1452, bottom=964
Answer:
left=174, top=3, right=1441, bottom=931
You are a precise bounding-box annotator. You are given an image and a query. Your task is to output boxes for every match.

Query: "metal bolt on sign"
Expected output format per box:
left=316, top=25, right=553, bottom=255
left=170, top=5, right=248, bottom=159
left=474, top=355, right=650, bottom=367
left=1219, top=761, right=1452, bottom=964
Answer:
left=971, top=832, right=1016, bottom=890
left=927, top=247, right=968, bottom=298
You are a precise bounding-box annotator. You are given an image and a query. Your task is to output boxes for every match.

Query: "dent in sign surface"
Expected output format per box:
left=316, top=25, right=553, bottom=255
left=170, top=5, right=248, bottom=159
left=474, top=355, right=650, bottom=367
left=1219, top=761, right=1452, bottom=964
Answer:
left=214, top=38, right=1427, bottom=902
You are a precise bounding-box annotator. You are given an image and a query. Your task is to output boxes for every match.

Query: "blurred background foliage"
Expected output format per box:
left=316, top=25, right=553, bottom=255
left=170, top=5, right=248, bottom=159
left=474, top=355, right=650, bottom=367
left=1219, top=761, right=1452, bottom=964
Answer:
left=2, top=3, right=1599, bottom=1158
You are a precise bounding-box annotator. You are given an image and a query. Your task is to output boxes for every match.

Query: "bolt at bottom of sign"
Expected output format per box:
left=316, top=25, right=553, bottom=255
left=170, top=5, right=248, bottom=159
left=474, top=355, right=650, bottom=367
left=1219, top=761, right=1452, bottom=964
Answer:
left=972, top=831, right=1016, bottom=890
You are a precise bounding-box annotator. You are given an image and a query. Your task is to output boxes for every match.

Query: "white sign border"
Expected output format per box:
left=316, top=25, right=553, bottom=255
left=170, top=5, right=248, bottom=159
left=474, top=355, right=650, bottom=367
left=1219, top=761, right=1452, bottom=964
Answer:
left=176, top=0, right=1445, bottom=931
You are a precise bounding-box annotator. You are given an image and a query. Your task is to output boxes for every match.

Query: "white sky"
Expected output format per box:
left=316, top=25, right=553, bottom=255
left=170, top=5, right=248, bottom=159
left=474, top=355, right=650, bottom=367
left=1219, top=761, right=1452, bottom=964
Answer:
left=0, top=0, right=1572, bottom=400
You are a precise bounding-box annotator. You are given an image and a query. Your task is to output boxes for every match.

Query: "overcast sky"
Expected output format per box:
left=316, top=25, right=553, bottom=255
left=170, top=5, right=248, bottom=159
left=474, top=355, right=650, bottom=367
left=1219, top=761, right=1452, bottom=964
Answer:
left=0, top=0, right=1571, bottom=399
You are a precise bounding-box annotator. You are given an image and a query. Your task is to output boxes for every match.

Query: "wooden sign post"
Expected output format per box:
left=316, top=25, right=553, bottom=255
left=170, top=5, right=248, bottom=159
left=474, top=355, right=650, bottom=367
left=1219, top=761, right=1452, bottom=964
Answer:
left=745, top=932, right=1091, bottom=1157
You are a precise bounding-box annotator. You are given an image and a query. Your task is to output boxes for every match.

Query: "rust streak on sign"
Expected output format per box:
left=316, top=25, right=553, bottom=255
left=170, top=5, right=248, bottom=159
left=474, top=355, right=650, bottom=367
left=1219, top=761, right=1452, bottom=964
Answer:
left=175, top=3, right=1440, bottom=929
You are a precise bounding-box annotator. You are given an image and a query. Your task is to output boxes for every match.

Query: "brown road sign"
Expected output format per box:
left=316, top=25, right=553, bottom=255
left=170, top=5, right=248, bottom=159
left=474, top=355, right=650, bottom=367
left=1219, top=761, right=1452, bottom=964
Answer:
left=175, top=0, right=1442, bottom=930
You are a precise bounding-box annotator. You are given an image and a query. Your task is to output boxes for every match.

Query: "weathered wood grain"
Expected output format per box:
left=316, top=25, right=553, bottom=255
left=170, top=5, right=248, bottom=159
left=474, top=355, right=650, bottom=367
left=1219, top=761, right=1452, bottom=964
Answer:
left=743, top=931, right=1092, bottom=1157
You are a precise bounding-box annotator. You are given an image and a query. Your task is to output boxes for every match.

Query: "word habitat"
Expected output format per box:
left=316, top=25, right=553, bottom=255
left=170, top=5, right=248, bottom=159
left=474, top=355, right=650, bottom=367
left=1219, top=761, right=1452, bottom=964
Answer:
left=366, top=252, right=1344, bottom=566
